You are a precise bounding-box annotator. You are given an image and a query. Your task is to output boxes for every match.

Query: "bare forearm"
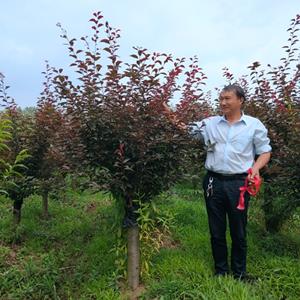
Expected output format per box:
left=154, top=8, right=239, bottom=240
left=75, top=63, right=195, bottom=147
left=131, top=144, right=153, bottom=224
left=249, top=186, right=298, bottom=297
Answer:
left=255, top=152, right=271, bottom=169
left=251, top=152, right=271, bottom=177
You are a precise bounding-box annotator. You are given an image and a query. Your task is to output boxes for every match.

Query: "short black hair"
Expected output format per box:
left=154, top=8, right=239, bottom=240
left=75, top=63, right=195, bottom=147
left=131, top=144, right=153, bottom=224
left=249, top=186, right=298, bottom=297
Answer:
left=222, top=84, right=246, bottom=102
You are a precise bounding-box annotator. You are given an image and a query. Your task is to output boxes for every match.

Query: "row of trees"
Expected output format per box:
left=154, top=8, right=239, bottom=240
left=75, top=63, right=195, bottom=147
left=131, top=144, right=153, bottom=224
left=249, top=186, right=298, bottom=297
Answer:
left=1, top=12, right=299, bottom=290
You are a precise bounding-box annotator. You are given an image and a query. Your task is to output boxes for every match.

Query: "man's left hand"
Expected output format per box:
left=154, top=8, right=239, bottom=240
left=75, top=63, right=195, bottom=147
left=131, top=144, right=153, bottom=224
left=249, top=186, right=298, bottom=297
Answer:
left=248, top=167, right=260, bottom=184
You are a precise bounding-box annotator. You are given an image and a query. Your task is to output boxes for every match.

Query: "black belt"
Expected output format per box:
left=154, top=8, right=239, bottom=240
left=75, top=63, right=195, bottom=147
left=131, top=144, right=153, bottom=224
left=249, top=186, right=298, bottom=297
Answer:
left=207, top=171, right=248, bottom=180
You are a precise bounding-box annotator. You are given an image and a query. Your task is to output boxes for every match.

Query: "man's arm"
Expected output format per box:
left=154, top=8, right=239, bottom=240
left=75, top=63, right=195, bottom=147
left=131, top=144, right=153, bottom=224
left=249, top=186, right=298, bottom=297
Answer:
left=162, top=102, right=206, bottom=141
left=251, top=119, right=272, bottom=179
left=250, top=152, right=271, bottom=179
left=162, top=102, right=187, bottom=129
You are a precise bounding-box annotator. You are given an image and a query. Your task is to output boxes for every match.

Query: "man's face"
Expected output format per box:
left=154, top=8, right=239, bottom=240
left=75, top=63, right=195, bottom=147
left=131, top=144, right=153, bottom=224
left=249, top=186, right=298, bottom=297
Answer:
left=219, top=90, right=243, bottom=115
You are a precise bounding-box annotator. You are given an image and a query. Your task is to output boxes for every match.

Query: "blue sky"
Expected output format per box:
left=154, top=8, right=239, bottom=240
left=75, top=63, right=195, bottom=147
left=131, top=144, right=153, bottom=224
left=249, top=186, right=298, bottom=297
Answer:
left=0, top=0, right=299, bottom=107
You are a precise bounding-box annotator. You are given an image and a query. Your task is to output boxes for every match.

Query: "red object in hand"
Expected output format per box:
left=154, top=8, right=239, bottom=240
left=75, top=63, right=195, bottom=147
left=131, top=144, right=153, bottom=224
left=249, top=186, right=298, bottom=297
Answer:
left=237, top=168, right=262, bottom=210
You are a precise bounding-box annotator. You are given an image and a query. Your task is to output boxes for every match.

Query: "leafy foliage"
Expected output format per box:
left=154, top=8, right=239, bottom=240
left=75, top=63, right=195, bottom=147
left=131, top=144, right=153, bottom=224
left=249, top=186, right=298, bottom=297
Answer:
left=1, top=68, right=70, bottom=218
left=0, top=116, right=29, bottom=196
left=52, top=12, right=208, bottom=210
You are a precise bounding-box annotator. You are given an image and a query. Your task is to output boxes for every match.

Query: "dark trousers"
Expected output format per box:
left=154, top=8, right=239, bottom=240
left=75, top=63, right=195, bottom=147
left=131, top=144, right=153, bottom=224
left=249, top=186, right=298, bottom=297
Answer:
left=203, top=172, right=250, bottom=277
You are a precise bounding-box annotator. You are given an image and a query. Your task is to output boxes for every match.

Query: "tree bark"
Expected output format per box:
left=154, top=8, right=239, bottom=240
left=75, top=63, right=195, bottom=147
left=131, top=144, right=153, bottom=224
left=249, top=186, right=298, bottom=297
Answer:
left=13, top=208, right=21, bottom=225
left=262, top=185, right=284, bottom=233
left=42, top=191, right=49, bottom=218
left=265, top=216, right=281, bottom=233
left=127, top=225, right=140, bottom=290
left=13, top=199, right=23, bottom=225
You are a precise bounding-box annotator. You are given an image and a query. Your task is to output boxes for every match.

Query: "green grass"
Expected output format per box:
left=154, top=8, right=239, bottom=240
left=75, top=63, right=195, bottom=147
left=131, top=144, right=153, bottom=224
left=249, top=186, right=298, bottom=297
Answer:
left=0, top=190, right=120, bottom=299
left=0, top=185, right=299, bottom=299
left=142, top=185, right=300, bottom=300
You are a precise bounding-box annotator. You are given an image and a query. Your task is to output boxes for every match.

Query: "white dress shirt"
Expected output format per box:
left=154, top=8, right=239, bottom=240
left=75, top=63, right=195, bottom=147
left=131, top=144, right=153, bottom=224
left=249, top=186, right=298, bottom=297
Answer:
left=190, top=114, right=272, bottom=174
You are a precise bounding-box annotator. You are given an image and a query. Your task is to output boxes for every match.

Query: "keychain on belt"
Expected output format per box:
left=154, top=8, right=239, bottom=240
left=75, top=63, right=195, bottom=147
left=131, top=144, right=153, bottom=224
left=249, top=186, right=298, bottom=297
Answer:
left=206, top=177, right=214, bottom=197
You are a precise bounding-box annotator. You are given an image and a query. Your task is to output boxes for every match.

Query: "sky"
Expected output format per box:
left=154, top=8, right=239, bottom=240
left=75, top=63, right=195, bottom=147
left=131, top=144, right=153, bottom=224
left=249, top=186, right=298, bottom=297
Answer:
left=0, top=0, right=299, bottom=107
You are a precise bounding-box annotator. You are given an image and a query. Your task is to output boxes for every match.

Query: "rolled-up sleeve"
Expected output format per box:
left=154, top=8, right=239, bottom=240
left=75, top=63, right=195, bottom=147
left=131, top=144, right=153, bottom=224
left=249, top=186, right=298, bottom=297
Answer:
left=254, top=120, right=272, bottom=154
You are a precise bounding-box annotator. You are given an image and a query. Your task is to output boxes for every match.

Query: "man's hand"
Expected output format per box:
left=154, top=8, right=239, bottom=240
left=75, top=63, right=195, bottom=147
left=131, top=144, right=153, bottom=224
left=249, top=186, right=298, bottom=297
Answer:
left=248, top=167, right=260, bottom=185
left=162, top=102, right=173, bottom=115
left=248, top=152, right=271, bottom=184
left=162, top=102, right=187, bottom=130
left=250, top=167, right=260, bottom=178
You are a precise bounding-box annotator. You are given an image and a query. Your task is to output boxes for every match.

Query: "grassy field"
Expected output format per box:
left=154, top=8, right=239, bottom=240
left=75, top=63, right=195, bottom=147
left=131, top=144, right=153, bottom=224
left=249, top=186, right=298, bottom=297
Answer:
left=0, top=185, right=299, bottom=299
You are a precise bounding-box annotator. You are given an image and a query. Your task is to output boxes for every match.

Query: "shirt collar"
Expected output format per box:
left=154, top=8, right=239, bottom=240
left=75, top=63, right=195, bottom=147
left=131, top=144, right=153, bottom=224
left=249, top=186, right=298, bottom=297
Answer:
left=219, top=112, right=247, bottom=124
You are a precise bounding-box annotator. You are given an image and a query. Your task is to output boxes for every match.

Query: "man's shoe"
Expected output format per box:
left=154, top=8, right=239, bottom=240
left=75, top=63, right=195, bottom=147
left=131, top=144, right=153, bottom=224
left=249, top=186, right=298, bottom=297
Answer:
left=214, top=272, right=229, bottom=277
left=234, top=273, right=258, bottom=283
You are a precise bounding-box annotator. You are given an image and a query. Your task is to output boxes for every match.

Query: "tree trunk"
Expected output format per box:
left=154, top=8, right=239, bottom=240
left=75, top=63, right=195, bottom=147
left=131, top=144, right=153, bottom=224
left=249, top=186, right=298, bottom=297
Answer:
left=13, top=199, right=23, bottom=225
left=262, top=184, right=286, bottom=233
left=265, top=216, right=282, bottom=233
left=127, top=225, right=140, bottom=290
left=42, top=191, right=49, bottom=218
left=13, top=208, right=21, bottom=225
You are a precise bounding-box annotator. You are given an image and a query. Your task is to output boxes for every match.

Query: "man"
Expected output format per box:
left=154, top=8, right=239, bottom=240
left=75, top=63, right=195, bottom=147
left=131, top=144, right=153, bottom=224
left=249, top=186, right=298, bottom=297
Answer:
left=164, top=84, right=271, bottom=280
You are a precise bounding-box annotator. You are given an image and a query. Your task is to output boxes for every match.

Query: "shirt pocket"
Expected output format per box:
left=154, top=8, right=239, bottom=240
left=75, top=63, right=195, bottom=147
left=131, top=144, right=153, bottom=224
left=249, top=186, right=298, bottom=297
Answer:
left=231, top=134, right=252, bottom=153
